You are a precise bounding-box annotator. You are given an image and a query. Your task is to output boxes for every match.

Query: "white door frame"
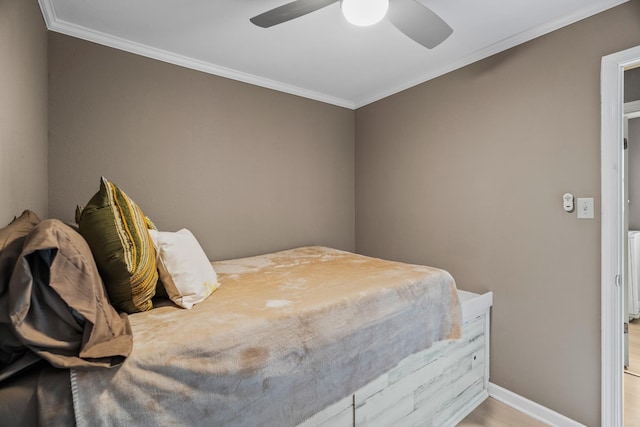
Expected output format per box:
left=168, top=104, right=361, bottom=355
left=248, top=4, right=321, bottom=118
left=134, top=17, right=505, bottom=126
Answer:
left=601, top=45, right=640, bottom=427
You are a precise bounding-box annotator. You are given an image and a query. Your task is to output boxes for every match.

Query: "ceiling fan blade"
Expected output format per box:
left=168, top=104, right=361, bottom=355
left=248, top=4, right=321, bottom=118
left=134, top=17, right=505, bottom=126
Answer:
left=250, top=0, right=338, bottom=28
left=387, top=0, right=453, bottom=49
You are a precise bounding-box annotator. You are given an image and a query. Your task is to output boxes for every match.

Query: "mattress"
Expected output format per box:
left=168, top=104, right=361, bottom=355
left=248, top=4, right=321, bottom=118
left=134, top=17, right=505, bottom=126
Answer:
left=72, top=246, right=460, bottom=427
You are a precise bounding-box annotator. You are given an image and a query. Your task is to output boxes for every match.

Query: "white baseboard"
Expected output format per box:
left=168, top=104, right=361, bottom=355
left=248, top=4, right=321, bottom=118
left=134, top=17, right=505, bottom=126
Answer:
left=488, top=383, right=586, bottom=427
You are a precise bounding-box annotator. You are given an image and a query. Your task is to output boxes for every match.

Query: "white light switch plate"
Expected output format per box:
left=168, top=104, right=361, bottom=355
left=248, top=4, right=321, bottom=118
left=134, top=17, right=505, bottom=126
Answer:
left=577, top=198, right=594, bottom=219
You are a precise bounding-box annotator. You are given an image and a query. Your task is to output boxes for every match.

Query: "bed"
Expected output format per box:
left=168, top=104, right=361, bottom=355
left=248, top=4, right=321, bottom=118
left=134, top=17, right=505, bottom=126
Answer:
left=0, top=208, right=492, bottom=427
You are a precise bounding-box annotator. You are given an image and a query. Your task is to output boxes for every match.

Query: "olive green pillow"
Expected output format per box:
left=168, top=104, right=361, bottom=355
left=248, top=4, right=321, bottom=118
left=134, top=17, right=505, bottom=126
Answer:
left=76, top=177, right=158, bottom=313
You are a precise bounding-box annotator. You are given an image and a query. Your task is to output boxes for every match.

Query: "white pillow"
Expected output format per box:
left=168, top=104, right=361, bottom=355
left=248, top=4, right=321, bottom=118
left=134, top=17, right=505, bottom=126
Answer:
left=148, top=229, right=220, bottom=309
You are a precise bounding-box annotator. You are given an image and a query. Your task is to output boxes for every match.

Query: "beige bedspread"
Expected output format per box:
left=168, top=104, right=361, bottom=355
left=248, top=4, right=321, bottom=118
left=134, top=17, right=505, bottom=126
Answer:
left=71, top=246, right=461, bottom=427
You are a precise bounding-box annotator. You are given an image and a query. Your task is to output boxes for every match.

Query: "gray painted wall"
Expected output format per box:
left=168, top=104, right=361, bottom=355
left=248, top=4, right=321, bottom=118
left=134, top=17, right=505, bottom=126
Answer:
left=354, top=2, right=640, bottom=425
left=626, top=66, right=640, bottom=103
left=48, top=33, right=355, bottom=261
left=0, top=0, right=48, bottom=224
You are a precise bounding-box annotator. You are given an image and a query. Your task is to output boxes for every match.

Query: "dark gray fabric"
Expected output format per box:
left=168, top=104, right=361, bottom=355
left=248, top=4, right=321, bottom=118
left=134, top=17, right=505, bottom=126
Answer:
left=0, top=362, right=40, bottom=427
left=0, top=363, right=75, bottom=427
left=0, top=211, right=41, bottom=380
left=4, top=219, right=133, bottom=373
left=0, top=216, right=127, bottom=426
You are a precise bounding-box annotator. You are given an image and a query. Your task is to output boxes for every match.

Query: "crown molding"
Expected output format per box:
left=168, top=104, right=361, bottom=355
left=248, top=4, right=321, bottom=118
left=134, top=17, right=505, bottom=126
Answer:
left=37, top=0, right=355, bottom=110
left=39, top=0, right=628, bottom=110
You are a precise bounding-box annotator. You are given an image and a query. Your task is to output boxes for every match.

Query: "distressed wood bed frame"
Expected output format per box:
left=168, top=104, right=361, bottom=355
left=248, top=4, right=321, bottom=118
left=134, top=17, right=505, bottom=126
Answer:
left=300, top=290, right=493, bottom=427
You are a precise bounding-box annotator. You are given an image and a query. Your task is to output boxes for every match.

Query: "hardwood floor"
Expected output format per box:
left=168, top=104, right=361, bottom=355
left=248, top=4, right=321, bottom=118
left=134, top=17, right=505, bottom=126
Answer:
left=626, top=373, right=640, bottom=426
left=628, top=319, right=640, bottom=374
left=456, top=320, right=640, bottom=426
left=457, top=398, right=547, bottom=427
left=626, top=319, right=640, bottom=426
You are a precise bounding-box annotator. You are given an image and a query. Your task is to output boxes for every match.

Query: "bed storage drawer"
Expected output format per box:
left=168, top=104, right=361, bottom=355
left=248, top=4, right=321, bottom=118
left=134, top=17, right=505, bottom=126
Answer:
left=299, top=290, right=492, bottom=427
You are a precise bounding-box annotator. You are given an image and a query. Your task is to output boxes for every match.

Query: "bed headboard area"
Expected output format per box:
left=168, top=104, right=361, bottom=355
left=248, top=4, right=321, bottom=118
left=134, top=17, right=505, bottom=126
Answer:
left=45, top=33, right=355, bottom=262
left=3, top=0, right=354, bottom=266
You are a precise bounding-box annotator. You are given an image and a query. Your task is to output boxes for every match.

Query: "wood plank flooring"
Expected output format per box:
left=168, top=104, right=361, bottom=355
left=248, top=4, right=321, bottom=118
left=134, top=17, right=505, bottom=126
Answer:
left=628, top=319, right=640, bottom=375
left=626, top=319, right=640, bottom=425
left=456, top=320, right=640, bottom=426
left=457, top=397, right=547, bottom=426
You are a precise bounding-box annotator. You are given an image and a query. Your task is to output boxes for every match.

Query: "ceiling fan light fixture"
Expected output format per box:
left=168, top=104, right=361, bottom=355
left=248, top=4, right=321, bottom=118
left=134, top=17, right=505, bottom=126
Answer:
left=341, top=0, right=389, bottom=27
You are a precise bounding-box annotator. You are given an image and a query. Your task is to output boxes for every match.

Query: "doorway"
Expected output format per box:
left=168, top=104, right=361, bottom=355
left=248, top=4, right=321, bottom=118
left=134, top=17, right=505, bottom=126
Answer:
left=601, top=45, right=640, bottom=427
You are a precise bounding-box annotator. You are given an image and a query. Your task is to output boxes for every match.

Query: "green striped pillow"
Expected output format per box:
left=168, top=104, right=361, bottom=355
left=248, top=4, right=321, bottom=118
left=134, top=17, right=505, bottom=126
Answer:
left=76, top=177, right=158, bottom=313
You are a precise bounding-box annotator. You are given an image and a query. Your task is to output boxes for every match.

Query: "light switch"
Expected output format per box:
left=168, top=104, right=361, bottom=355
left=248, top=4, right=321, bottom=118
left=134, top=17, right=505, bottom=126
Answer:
left=577, top=198, right=594, bottom=219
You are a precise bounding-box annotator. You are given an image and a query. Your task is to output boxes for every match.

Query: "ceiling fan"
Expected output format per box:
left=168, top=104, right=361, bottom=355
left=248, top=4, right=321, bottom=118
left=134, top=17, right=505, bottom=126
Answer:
left=249, top=0, right=453, bottom=49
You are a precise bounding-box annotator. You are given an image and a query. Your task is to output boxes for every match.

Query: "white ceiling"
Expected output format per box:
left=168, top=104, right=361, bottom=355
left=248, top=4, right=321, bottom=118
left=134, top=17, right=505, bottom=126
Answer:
left=39, top=0, right=628, bottom=109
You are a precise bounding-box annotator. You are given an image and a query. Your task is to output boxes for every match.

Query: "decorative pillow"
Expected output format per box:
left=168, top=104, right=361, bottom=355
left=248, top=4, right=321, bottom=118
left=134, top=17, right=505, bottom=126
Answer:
left=0, top=211, right=41, bottom=282
left=7, top=219, right=133, bottom=370
left=148, top=229, right=220, bottom=309
left=0, top=210, right=41, bottom=253
left=76, top=177, right=158, bottom=313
